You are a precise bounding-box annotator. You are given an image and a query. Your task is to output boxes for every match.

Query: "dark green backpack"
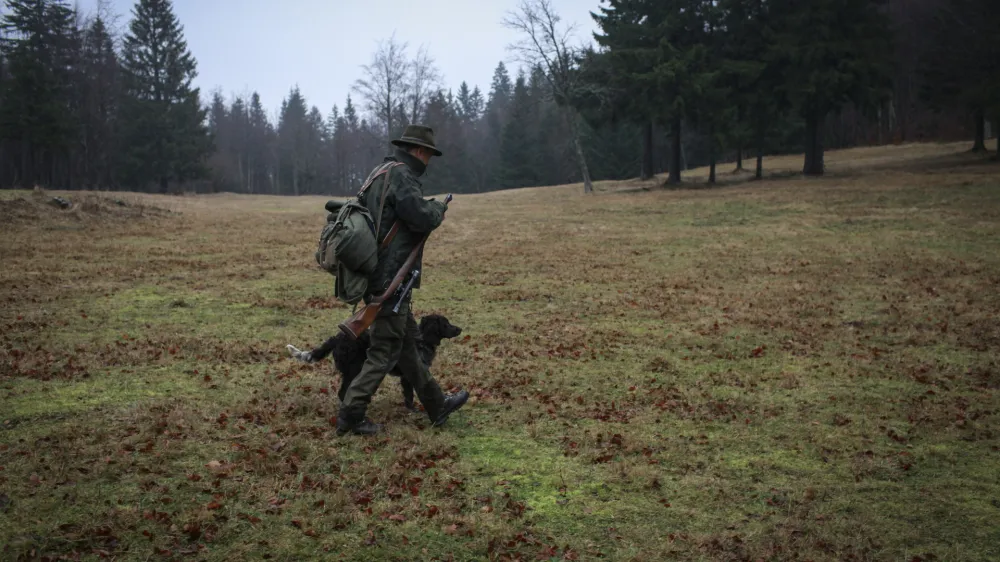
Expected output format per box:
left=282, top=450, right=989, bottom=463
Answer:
left=315, top=161, right=403, bottom=304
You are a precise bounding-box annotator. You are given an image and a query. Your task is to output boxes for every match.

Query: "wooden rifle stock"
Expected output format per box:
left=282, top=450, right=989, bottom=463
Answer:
left=338, top=194, right=452, bottom=340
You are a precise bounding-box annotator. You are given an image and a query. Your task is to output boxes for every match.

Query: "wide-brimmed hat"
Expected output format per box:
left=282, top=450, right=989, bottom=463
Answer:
left=391, top=125, right=443, bottom=157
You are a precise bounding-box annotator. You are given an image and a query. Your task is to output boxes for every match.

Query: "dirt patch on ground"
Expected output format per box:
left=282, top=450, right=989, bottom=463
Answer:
left=0, top=189, right=175, bottom=227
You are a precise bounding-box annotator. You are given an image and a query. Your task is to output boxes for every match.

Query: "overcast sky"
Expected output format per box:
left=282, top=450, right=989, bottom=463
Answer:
left=78, top=0, right=603, bottom=119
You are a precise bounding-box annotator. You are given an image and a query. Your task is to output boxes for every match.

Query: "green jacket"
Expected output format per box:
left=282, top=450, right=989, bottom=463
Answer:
left=361, top=148, right=446, bottom=307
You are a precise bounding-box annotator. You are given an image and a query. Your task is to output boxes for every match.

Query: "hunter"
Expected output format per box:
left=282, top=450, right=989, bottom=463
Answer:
left=336, top=125, right=469, bottom=436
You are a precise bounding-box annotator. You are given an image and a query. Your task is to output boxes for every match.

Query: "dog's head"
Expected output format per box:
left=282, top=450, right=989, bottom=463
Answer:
left=419, top=314, right=462, bottom=345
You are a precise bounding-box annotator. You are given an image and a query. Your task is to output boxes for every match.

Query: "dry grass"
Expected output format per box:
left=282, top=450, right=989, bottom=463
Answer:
left=588, top=138, right=999, bottom=192
left=1, top=141, right=999, bottom=561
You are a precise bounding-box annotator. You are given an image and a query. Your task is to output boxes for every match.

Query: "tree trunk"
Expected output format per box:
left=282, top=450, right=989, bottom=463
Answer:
left=566, top=110, right=593, bottom=194
left=21, top=141, right=29, bottom=188
left=641, top=120, right=654, bottom=180
left=756, top=144, right=763, bottom=180
left=735, top=147, right=743, bottom=172
left=238, top=153, right=245, bottom=192
left=972, top=108, right=986, bottom=152
left=708, top=129, right=716, bottom=184
left=668, top=116, right=682, bottom=185
left=803, top=109, right=825, bottom=176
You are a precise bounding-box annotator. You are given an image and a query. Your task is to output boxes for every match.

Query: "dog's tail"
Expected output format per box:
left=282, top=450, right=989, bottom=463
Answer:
left=286, top=344, right=314, bottom=364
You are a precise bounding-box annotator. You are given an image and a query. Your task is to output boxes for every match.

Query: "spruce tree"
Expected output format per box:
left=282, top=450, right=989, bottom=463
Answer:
left=78, top=15, right=119, bottom=188
left=769, top=0, right=893, bottom=175
left=119, top=0, right=210, bottom=192
left=590, top=0, right=708, bottom=185
left=487, top=62, right=513, bottom=117
left=686, top=1, right=729, bottom=185
left=922, top=0, right=1000, bottom=154
left=484, top=62, right=513, bottom=188
left=590, top=0, right=663, bottom=181
left=277, top=86, right=307, bottom=195
left=719, top=0, right=780, bottom=180
left=207, top=90, right=233, bottom=190
left=499, top=73, right=539, bottom=189
left=0, top=0, right=79, bottom=187
left=468, top=87, right=485, bottom=122
left=247, top=91, right=269, bottom=193
left=456, top=81, right=473, bottom=123
left=229, top=96, right=249, bottom=191
left=305, top=105, right=326, bottom=194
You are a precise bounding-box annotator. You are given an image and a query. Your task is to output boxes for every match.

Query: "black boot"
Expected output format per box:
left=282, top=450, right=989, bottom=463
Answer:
left=335, top=407, right=382, bottom=436
left=431, top=390, right=470, bottom=427
left=336, top=418, right=382, bottom=436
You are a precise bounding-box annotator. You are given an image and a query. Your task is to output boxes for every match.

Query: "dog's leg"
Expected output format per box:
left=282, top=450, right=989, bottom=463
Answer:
left=338, top=378, right=350, bottom=403
left=401, top=378, right=416, bottom=412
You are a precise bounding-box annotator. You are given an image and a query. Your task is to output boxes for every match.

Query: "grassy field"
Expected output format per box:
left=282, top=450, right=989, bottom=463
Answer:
left=2, top=141, right=999, bottom=561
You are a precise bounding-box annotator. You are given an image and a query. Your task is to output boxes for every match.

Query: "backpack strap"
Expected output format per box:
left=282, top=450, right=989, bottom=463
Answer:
left=358, top=161, right=405, bottom=246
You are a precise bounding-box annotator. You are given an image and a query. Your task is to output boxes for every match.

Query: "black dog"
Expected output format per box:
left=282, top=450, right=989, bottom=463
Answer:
left=287, top=314, right=462, bottom=410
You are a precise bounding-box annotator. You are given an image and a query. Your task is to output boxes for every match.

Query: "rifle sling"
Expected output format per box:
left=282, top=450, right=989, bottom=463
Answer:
left=380, top=222, right=400, bottom=250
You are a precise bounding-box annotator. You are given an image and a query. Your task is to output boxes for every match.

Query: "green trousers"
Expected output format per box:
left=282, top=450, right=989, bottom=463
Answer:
left=339, top=301, right=446, bottom=422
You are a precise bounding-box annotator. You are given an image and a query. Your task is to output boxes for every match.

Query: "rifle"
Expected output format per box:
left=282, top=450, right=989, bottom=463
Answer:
left=393, top=269, right=420, bottom=313
left=338, top=194, right=452, bottom=340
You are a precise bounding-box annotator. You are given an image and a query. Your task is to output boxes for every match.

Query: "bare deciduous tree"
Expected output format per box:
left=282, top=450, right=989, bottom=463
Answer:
left=353, top=32, right=411, bottom=149
left=503, top=0, right=593, bottom=194
left=407, top=44, right=441, bottom=125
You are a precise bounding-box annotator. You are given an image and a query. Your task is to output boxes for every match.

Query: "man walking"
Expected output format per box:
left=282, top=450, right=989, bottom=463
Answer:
left=336, top=125, right=469, bottom=436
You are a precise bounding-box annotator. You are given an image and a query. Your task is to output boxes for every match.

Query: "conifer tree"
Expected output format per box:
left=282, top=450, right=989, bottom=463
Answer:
left=590, top=0, right=662, bottom=180
left=0, top=0, right=79, bottom=187
left=78, top=15, right=119, bottom=188
left=719, top=0, right=779, bottom=179
left=247, top=91, right=270, bottom=193
left=769, top=0, right=893, bottom=175
left=119, top=0, right=210, bottom=192
left=483, top=62, right=513, bottom=187
left=277, top=86, right=308, bottom=195
left=922, top=0, right=1000, bottom=154
left=499, top=73, right=539, bottom=189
